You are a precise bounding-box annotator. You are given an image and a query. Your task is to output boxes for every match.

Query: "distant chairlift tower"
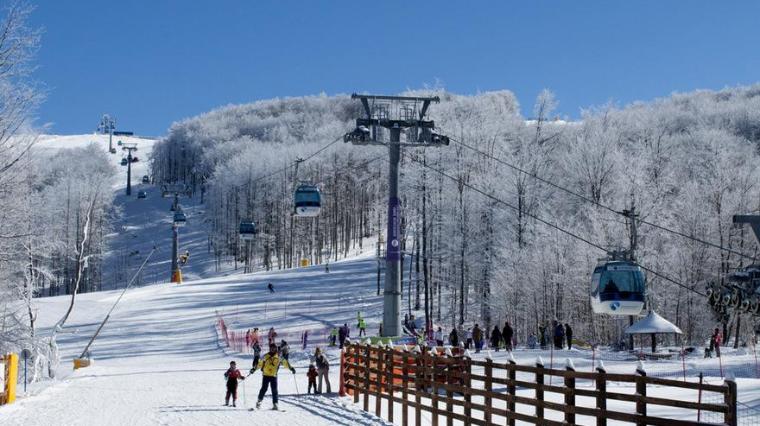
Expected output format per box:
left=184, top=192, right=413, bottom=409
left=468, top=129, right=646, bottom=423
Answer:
left=98, top=114, right=116, bottom=153
left=344, top=94, right=448, bottom=337
left=122, top=142, right=138, bottom=196
left=162, top=184, right=191, bottom=283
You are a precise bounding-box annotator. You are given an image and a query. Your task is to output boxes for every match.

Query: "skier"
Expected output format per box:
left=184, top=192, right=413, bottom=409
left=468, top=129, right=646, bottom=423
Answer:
left=307, top=364, right=318, bottom=394
left=565, top=323, right=573, bottom=350
left=251, top=340, right=262, bottom=371
left=302, top=330, right=309, bottom=350
left=278, top=339, right=290, bottom=361
left=179, top=250, right=190, bottom=266
left=502, top=321, right=514, bottom=351
left=490, top=325, right=502, bottom=352
left=358, top=317, right=367, bottom=337
left=252, top=343, right=295, bottom=410
left=267, top=282, right=275, bottom=293
left=314, top=346, right=331, bottom=393
left=325, top=263, right=330, bottom=273
left=250, top=327, right=260, bottom=346
left=329, top=327, right=338, bottom=346
left=473, top=324, right=483, bottom=353
left=224, top=361, right=246, bottom=407
left=268, top=327, right=277, bottom=346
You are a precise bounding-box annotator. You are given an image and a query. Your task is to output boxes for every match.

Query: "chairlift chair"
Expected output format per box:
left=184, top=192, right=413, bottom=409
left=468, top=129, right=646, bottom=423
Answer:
left=173, top=211, right=187, bottom=227
left=590, top=258, right=646, bottom=316
left=294, top=184, right=321, bottom=217
left=120, top=158, right=128, bottom=166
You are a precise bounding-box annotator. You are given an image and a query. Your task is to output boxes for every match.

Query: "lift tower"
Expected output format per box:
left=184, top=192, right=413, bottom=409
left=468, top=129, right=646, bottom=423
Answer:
left=98, top=114, right=116, bottom=153
left=122, top=142, right=138, bottom=196
left=162, top=184, right=191, bottom=283
left=344, top=94, right=448, bottom=337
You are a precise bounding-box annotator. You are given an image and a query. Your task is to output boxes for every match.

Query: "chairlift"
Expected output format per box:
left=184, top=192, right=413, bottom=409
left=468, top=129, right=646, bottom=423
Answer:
left=120, top=158, right=128, bottom=166
left=239, top=220, right=255, bottom=241
left=590, top=256, right=646, bottom=316
left=173, top=211, right=187, bottom=227
left=294, top=184, right=321, bottom=217
left=137, top=190, right=147, bottom=199
left=109, top=148, right=117, bottom=154
left=142, top=175, right=150, bottom=184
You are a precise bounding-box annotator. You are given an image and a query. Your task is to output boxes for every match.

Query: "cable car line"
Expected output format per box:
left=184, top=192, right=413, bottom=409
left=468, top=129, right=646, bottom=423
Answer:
left=442, top=134, right=757, bottom=263
left=404, top=152, right=708, bottom=299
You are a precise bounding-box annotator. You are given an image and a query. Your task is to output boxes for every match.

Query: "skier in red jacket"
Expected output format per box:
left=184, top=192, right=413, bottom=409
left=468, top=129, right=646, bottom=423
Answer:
left=224, top=361, right=246, bottom=407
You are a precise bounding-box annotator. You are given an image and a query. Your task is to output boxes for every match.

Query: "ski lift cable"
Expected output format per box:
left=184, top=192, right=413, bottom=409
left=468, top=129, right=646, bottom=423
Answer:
left=444, top=134, right=758, bottom=263
left=246, top=135, right=344, bottom=186
left=404, top=153, right=708, bottom=298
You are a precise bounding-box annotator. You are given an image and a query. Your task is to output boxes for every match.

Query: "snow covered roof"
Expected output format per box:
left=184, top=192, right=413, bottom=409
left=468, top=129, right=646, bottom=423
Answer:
left=624, top=311, right=682, bottom=335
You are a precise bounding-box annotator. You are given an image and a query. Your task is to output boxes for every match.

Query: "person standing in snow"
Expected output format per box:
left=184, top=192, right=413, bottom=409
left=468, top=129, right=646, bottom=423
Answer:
left=449, top=328, right=459, bottom=347
left=434, top=327, right=444, bottom=346
left=252, top=343, right=295, bottom=410
left=251, top=340, right=262, bottom=371
left=338, top=323, right=348, bottom=348
left=554, top=321, right=565, bottom=349
left=473, top=324, right=483, bottom=353
left=490, top=326, right=502, bottom=352
left=307, top=364, right=318, bottom=394
left=250, top=327, right=260, bottom=346
left=709, top=327, right=722, bottom=358
left=314, top=346, right=331, bottom=393
left=358, top=317, right=367, bottom=337
left=564, top=323, right=573, bottom=350
left=465, top=327, right=473, bottom=349
left=267, top=282, right=275, bottom=293
left=502, top=322, right=514, bottom=351
left=539, top=325, right=547, bottom=349
left=268, top=327, right=277, bottom=346
left=224, top=361, right=245, bottom=407
left=527, top=333, right=537, bottom=349
left=329, top=327, right=338, bottom=346
left=278, top=339, right=290, bottom=361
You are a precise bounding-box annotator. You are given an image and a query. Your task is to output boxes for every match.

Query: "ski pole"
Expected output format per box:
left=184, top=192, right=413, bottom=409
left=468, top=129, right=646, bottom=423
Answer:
left=292, top=371, right=300, bottom=395
left=241, top=377, right=247, bottom=408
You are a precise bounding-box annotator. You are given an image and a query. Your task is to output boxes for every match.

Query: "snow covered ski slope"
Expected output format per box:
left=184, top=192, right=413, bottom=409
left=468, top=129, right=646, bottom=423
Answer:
left=0, top=254, right=389, bottom=426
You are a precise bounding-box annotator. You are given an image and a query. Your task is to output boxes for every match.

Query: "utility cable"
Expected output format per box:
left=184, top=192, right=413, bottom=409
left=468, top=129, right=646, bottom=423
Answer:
left=445, top=133, right=757, bottom=263
left=405, top=153, right=708, bottom=298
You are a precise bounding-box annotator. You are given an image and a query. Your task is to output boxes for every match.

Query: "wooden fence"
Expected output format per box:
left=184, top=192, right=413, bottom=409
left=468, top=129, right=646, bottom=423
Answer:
left=340, top=343, right=738, bottom=426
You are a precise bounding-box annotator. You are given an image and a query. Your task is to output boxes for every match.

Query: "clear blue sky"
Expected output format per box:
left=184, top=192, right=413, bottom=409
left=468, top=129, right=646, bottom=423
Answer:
left=30, top=1, right=760, bottom=136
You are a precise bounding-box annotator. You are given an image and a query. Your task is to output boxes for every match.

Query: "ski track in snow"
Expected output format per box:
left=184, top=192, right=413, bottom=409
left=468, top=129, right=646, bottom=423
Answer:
left=2, top=134, right=759, bottom=424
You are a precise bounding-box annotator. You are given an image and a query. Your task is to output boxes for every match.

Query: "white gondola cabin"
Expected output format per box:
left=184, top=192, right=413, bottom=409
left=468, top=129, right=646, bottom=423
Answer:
left=591, top=260, right=646, bottom=316
left=173, top=212, right=187, bottom=227
left=239, top=220, right=255, bottom=241
left=294, top=184, right=321, bottom=217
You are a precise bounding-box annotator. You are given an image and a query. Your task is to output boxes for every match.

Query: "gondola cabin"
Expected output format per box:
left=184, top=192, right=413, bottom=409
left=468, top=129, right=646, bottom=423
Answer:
left=294, top=184, right=321, bottom=217
left=173, top=212, right=187, bottom=227
left=120, top=158, right=128, bottom=166
left=591, top=260, right=646, bottom=315
left=239, top=220, right=255, bottom=241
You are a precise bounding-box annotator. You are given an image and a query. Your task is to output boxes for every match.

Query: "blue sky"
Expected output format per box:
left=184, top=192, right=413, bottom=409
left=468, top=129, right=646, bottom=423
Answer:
left=30, top=1, right=760, bottom=136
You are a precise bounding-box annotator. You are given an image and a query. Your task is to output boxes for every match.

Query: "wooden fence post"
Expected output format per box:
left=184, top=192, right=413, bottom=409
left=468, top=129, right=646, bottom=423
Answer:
left=725, top=378, right=737, bottom=426
left=635, top=361, right=646, bottom=426
left=446, top=352, right=453, bottom=426
left=596, top=361, right=607, bottom=426
left=484, top=355, right=493, bottom=424
left=415, top=347, right=422, bottom=426
left=464, top=352, right=472, bottom=426
left=565, top=358, right=576, bottom=425
left=364, top=344, right=371, bottom=412
left=535, top=357, right=545, bottom=421
left=375, top=345, right=383, bottom=417
left=431, top=351, right=439, bottom=426
left=402, top=348, right=409, bottom=426
left=353, top=344, right=360, bottom=404
left=507, top=355, right=517, bottom=426
left=386, top=346, right=394, bottom=423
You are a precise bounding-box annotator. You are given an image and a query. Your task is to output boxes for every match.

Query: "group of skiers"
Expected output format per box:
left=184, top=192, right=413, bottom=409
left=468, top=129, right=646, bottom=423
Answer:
left=328, top=312, right=367, bottom=348
left=437, top=320, right=573, bottom=352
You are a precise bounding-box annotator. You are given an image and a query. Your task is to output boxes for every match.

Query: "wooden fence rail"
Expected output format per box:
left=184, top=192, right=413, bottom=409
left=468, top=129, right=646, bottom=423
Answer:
left=340, top=343, right=737, bottom=426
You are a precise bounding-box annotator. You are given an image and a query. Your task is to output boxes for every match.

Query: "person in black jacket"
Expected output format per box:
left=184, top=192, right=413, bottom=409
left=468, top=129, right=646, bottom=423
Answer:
left=490, top=326, right=502, bottom=352
left=449, top=328, right=459, bottom=347
left=564, top=323, right=573, bottom=350
left=502, top=322, right=514, bottom=351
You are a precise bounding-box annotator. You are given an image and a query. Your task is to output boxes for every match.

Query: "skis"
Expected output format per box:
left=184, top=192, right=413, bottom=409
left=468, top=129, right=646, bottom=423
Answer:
left=249, top=407, right=286, bottom=412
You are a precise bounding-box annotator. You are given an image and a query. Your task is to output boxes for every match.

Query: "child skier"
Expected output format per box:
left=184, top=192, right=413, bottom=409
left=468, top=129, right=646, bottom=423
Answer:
left=252, top=343, right=295, bottom=410
left=224, top=361, right=245, bottom=407
left=307, top=364, right=318, bottom=394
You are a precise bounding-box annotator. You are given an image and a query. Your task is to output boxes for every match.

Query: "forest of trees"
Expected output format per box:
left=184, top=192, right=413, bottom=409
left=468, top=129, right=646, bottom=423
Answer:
left=0, top=2, right=116, bottom=379
left=151, top=85, right=760, bottom=349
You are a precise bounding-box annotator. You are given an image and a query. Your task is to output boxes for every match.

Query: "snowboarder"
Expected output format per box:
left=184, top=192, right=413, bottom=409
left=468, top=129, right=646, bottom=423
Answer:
left=267, top=282, right=275, bottom=293
left=490, top=326, right=502, bottom=352
left=252, top=343, right=295, bottom=410
left=502, top=322, right=514, bottom=351
left=448, top=328, right=459, bottom=347
left=307, top=364, right=318, bottom=394
left=314, top=346, right=331, bottom=393
left=473, top=324, right=483, bottom=353
left=224, top=361, right=246, bottom=407
left=565, top=323, right=573, bottom=350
